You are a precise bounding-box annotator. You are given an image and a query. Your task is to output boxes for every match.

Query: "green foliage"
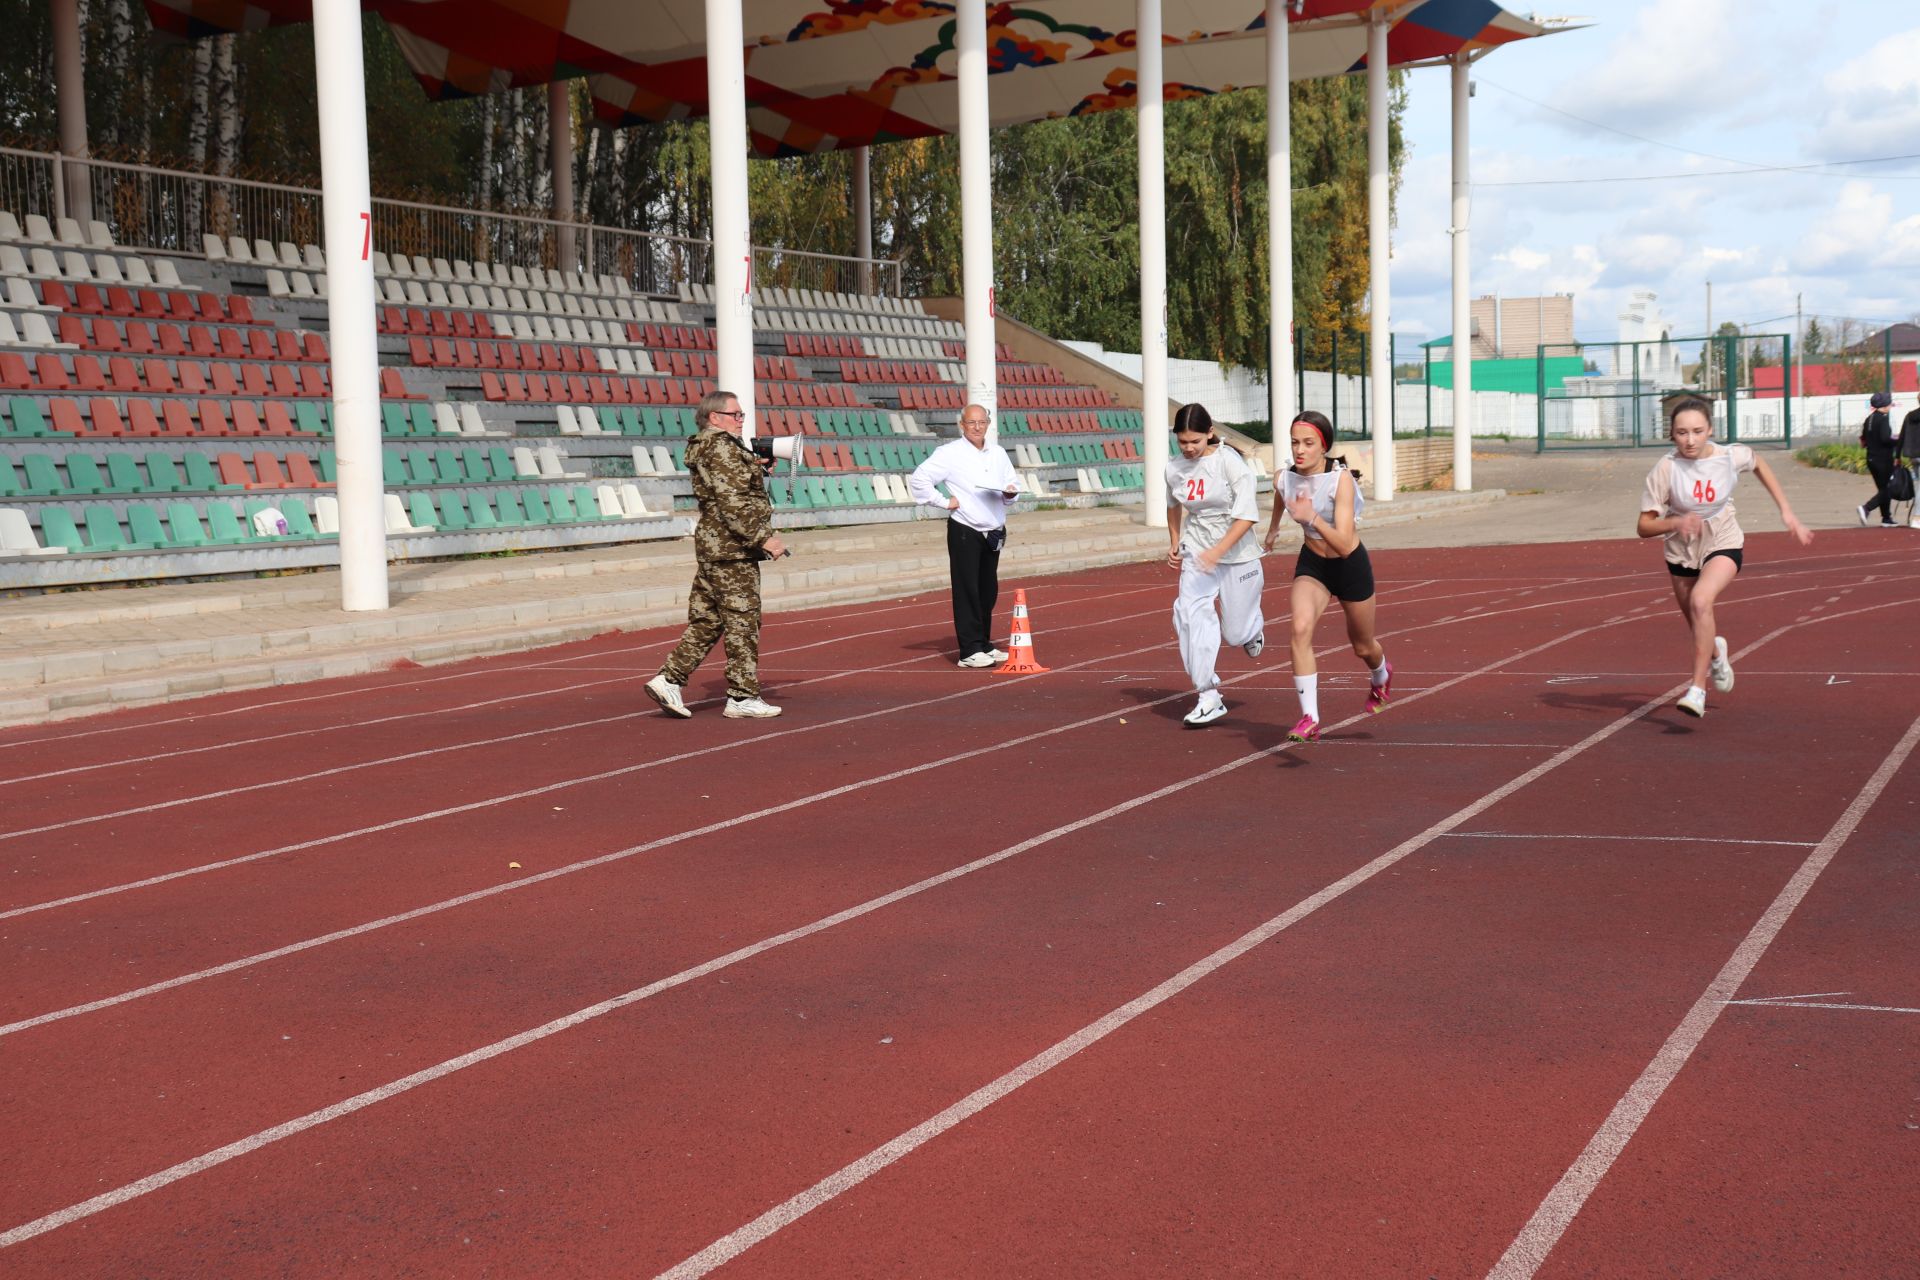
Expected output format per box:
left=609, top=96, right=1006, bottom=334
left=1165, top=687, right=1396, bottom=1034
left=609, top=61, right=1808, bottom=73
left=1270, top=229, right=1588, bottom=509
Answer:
left=1795, top=442, right=1868, bottom=474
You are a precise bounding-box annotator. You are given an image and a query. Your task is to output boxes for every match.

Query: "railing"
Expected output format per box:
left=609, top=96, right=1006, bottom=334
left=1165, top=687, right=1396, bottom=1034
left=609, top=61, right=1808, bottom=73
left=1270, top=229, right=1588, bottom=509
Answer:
left=1534, top=334, right=1795, bottom=450
left=0, top=144, right=903, bottom=298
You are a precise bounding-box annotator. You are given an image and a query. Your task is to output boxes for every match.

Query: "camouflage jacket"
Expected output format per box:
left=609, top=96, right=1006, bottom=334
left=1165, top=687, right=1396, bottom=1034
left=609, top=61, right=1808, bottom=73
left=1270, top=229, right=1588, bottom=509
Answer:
left=686, top=425, right=773, bottom=562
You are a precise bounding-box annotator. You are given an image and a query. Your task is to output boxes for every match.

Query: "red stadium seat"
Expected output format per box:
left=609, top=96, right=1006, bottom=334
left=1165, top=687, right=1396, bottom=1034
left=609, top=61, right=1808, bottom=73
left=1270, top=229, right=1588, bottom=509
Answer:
left=160, top=400, right=196, bottom=437
left=50, top=399, right=88, bottom=436
left=200, top=400, right=236, bottom=438
left=208, top=364, right=240, bottom=397
left=34, top=353, right=71, bottom=391
left=87, top=397, right=127, bottom=437
left=284, top=453, right=326, bottom=488
left=252, top=451, right=289, bottom=488
left=72, top=355, right=107, bottom=392
left=229, top=401, right=266, bottom=438
left=216, top=452, right=253, bottom=486
left=126, top=400, right=163, bottom=436
left=178, top=363, right=211, bottom=396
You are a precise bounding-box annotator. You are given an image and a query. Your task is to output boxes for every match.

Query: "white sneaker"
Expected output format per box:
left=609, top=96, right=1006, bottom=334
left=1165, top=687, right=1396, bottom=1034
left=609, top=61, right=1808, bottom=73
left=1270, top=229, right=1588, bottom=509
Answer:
left=644, top=673, right=692, bottom=718
left=1709, top=636, right=1734, bottom=693
left=1183, top=697, right=1227, bottom=728
left=1856, top=504, right=1870, bottom=526
left=1242, top=633, right=1265, bottom=659
left=957, top=652, right=997, bottom=668
left=986, top=648, right=1009, bottom=663
left=1676, top=686, right=1707, bottom=718
left=723, top=696, right=782, bottom=718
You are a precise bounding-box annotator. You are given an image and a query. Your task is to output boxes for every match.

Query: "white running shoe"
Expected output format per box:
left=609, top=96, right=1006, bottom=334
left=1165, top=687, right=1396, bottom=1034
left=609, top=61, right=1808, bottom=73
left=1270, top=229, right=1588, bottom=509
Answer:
left=1242, top=633, right=1265, bottom=659
left=644, top=673, right=692, bottom=718
left=987, top=648, right=1010, bottom=663
left=1183, top=697, right=1227, bottom=728
left=957, top=652, right=997, bottom=668
left=1856, top=504, right=1870, bottom=527
left=723, top=696, right=782, bottom=718
left=1676, top=686, right=1707, bottom=718
left=1709, top=636, right=1734, bottom=693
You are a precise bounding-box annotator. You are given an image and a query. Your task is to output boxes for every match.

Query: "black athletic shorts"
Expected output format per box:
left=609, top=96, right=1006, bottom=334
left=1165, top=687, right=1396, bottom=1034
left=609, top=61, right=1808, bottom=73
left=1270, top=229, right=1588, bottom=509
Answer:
left=1294, top=543, right=1375, bottom=602
left=1666, top=548, right=1744, bottom=579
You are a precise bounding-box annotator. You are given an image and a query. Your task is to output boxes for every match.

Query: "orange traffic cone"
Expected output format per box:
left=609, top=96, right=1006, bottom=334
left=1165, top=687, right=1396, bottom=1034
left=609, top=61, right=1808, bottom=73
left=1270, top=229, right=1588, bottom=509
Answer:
left=995, top=589, right=1050, bottom=673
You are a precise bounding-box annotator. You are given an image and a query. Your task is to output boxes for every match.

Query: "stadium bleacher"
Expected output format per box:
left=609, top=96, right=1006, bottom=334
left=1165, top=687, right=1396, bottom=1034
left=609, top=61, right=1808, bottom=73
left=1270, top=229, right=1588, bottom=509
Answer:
left=2, top=209, right=1171, bottom=579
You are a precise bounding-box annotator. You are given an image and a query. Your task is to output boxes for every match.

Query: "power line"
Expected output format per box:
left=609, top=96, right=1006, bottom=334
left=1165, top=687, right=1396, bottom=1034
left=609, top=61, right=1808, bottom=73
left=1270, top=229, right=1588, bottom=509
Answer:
left=1476, top=79, right=1771, bottom=170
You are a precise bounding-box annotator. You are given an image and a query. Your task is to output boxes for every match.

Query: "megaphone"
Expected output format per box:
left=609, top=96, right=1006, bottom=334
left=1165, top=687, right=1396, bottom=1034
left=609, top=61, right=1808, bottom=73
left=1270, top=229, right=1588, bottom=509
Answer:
left=751, top=433, right=803, bottom=482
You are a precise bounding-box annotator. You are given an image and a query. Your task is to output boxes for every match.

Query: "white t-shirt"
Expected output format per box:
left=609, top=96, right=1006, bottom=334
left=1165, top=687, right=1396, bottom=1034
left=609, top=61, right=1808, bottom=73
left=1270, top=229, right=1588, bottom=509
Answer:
left=1166, top=446, right=1260, bottom=565
left=909, top=437, right=1019, bottom=533
left=1279, top=460, right=1364, bottom=529
left=1640, top=444, right=1755, bottom=568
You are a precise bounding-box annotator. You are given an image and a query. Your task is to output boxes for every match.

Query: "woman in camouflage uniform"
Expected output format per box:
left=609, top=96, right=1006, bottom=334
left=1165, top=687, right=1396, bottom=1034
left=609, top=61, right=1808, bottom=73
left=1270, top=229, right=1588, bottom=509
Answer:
left=644, top=391, right=788, bottom=719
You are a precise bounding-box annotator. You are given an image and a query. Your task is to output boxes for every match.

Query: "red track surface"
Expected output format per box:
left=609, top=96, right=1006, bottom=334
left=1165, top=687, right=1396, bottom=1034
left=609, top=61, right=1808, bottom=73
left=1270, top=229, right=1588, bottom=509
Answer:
left=2, top=532, right=1916, bottom=1278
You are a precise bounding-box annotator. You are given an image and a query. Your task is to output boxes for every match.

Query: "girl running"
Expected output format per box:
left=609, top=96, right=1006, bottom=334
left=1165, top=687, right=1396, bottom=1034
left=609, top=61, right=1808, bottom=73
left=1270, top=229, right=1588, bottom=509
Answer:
left=1165, top=403, right=1264, bottom=728
left=1261, top=410, right=1389, bottom=743
left=1638, top=395, right=1811, bottom=718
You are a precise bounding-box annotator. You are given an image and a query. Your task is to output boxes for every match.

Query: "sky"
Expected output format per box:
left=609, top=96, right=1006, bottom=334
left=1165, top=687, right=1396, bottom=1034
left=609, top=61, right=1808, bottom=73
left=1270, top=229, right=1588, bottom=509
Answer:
left=1387, top=0, right=1920, bottom=352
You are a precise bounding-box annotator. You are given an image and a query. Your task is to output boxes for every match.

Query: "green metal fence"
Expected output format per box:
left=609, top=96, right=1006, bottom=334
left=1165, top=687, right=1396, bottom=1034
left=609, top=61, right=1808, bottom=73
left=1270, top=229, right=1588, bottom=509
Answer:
left=1535, top=333, right=1794, bottom=451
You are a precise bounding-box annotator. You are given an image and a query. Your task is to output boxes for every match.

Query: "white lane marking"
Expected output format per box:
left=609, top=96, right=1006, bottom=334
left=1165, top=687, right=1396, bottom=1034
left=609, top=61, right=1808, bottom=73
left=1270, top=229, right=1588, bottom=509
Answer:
left=1721, top=998, right=1920, bottom=1015
left=1827, top=675, right=1850, bottom=685
left=654, top=667, right=1712, bottom=1278
left=1443, top=832, right=1820, bottom=848
left=0, top=579, right=1537, bottom=1028
left=0, top=612, right=1611, bottom=1249
left=0, top=575, right=1658, bottom=905
left=1486, top=713, right=1920, bottom=1280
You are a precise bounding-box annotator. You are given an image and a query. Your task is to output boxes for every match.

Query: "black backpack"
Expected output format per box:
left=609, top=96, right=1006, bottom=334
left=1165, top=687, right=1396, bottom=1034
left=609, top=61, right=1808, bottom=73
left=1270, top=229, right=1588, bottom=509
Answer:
left=1888, top=463, right=1916, bottom=504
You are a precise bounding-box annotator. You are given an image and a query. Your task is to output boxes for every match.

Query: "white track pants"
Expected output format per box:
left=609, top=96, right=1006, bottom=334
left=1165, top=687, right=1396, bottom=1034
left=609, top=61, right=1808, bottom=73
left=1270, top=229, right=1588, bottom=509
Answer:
left=1174, top=557, right=1265, bottom=695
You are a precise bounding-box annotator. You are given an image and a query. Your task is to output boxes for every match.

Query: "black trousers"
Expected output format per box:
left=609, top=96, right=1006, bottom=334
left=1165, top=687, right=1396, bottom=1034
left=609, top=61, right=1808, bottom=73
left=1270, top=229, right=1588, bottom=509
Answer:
left=1865, top=455, right=1896, bottom=523
left=946, top=519, right=1003, bottom=657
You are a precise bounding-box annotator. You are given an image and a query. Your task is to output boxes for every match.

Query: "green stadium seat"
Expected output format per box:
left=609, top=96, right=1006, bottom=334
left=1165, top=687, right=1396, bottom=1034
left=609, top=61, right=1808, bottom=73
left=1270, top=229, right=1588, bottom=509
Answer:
left=461, top=448, right=489, bottom=482
left=438, top=493, right=471, bottom=530
left=547, top=486, right=579, bottom=521
left=204, top=503, right=254, bottom=544
left=282, top=498, right=325, bottom=539
left=39, top=508, right=86, bottom=552
left=166, top=502, right=209, bottom=546
left=5, top=397, right=60, bottom=438
left=403, top=449, right=436, bottom=485
left=571, top=485, right=598, bottom=518
left=521, top=488, right=551, bottom=524
left=433, top=449, right=463, bottom=484
left=63, top=455, right=107, bottom=496
left=768, top=477, right=790, bottom=506
left=22, top=455, right=66, bottom=496
left=183, top=451, right=238, bottom=491
left=142, top=452, right=183, bottom=492
left=408, top=492, right=440, bottom=531
left=82, top=504, right=138, bottom=551
left=296, top=402, right=329, bottom=436
left=382, top=403, right=410, bottom=437
left=409, top=404, right=437, bottom=437
left=127, top=504, right=169, bottom=548
left=487, top=447, right=515, bottom=482
left=382, top=448, right=407, bottom=486
left=104, top=452, right=145, bottom=493
left=495, top=491, right=528, bottom=526
left=466, top=495, right=499, bottom=529
left=0, top=456, right=20, bottom=498
left=315, top=451, right=337, bottom=483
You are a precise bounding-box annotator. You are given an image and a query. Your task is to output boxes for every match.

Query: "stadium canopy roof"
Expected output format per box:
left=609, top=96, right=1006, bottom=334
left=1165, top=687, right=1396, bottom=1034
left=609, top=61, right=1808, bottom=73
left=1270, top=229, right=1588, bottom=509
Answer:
left=143, top=0, right=1560, bottom=154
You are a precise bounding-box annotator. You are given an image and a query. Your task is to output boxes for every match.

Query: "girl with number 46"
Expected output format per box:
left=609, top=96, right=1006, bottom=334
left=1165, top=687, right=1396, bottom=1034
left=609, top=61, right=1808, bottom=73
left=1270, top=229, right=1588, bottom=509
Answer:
left=1638, top=395, right=1812, bottom=720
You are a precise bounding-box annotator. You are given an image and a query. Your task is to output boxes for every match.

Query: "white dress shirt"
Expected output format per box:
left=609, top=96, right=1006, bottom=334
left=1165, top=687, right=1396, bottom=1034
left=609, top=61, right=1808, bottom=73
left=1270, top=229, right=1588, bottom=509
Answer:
left=909, top=437, right=1019, bottom=532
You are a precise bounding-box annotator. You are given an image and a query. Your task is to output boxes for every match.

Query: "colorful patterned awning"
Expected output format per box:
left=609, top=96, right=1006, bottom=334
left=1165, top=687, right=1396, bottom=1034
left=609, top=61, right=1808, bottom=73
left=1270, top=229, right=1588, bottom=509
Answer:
left=143, top=0, right=1563, bottom=154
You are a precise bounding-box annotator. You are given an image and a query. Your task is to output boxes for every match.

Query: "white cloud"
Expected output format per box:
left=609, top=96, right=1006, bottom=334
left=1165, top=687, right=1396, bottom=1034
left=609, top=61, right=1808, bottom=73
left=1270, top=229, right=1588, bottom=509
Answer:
left=1793, top=180, right=1920, bottom=273
left=1549, top=0, right=1760, bottom=130
left=1807, top=26, right=1920, bottom=159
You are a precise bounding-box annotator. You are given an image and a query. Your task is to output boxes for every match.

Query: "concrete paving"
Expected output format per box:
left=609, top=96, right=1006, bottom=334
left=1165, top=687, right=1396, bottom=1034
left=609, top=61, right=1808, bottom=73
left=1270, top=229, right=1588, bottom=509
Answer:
left=0, top=443, right=1902, bottom=727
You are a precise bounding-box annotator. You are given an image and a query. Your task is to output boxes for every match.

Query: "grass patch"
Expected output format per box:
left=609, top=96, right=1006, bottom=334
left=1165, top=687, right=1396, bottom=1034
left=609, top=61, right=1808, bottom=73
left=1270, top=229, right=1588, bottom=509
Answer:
left=1796, top=442, right=1868, bottom=475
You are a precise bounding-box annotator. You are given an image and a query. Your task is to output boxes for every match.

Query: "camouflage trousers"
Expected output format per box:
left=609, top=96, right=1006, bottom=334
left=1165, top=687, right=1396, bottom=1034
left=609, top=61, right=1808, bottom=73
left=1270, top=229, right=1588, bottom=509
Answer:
left=659, top=557, right=762, bottom=700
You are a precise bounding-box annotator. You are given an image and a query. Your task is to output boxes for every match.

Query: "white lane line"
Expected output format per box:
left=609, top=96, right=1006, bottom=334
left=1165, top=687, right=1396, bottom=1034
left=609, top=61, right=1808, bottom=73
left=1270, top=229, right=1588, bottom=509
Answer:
left=0, top=582, right=1167, bottom=778
left=1443, top=832, right=1820, bottom=848
left=1721, top=997, right=1920, bottom=1015
left=0, top=576, right=1658, bottom=922
left=1485, top=713, right=1920, bottom=1280
left=653, top=674, right=1713, bottom=1277
left=0, top=577, right=1555, bottom=848
left=0, top=613, right=1608, bottom=1250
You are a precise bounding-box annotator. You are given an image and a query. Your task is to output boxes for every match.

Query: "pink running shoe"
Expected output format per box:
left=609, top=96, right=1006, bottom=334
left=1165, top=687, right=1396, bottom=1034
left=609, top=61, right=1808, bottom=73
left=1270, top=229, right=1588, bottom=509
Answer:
left=1366, top=661, right=1393, bottom=713
left=1287, top=715, right=1320, bottom=743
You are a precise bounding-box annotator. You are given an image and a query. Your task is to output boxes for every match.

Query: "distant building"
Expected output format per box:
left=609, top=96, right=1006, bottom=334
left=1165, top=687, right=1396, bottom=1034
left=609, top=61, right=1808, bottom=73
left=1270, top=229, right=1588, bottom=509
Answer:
left=1841, top=322, right=1920, bottom=358
left=1495, top=293, right=1574, bottom=359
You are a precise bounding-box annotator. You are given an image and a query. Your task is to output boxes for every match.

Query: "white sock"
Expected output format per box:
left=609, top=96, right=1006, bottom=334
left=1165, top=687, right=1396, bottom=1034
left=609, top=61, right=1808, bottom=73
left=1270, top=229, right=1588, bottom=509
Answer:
left=1688, top=685, right=1706, bottom=701
left=1369, top=652, right=1389, bottom=687
left=1294, top=673, right=1319, bottom=721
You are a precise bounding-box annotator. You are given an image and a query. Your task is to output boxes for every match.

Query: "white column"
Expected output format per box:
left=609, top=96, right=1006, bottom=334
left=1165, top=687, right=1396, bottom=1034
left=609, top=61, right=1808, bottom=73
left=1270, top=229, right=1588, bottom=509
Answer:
left=957, top=0, right=998, bottom=443
left=548, top=81, right=576, bottom=269
left=852, top=145, right=873, bottom=294
left=705, top=0, right=756, bottom=438
left=1266, top=0, right=1294, bottom=475
left=51, top=0, right=92, bottom=224
left=1366, top=12, right=1394, bottom=499
left=1449, top=51, right=1472, bottom=491
left=312, top=0, right=388, bottom=610
left=1138, top=0, right=1168, bottom=528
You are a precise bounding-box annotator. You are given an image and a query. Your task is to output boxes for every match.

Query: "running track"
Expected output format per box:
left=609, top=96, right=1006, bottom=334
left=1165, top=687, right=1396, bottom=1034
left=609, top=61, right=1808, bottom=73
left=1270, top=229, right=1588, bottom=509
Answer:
left=2, top=532, right=1916, bottom=1277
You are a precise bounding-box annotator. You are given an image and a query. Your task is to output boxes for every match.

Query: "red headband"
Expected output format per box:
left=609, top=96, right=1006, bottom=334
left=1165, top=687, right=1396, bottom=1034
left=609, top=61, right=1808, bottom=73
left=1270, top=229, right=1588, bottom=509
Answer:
left=1293, top=417, right=1332, bottom=450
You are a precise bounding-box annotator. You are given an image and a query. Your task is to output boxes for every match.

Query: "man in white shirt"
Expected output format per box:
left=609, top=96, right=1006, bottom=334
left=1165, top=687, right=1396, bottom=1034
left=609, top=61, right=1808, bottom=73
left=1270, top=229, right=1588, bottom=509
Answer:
left=909, top=403, right=1020, bottom=668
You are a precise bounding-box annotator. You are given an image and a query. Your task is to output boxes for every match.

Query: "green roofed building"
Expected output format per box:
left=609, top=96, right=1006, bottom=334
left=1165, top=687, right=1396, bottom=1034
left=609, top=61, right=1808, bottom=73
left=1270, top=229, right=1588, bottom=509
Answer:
left=1420, top=336, right=1587, bottom=394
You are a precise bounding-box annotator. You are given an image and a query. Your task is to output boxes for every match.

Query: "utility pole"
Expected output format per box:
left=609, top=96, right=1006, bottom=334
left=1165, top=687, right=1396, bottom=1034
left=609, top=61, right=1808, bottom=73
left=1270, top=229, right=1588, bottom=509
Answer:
left=1795, top=293, right=1805, bottom=433
left=1704, top=279, right=1712, bottom=392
